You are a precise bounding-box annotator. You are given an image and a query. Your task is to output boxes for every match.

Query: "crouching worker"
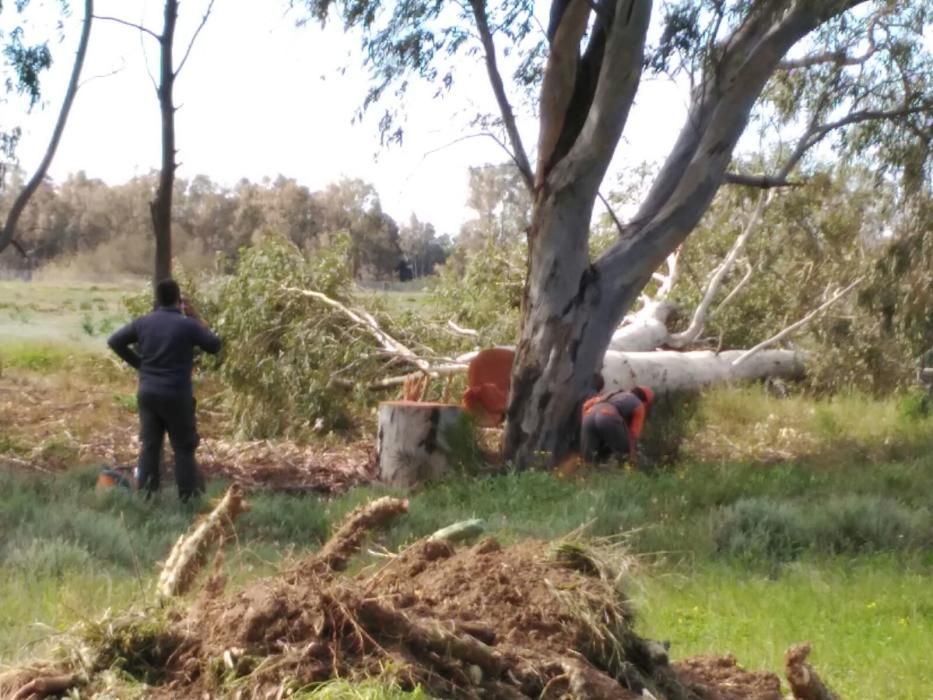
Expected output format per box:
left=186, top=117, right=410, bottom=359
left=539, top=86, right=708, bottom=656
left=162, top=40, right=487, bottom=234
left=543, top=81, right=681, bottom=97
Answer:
left=581, top=385, right=654, bottom=468
left=107, top=279, right=222, bottom=501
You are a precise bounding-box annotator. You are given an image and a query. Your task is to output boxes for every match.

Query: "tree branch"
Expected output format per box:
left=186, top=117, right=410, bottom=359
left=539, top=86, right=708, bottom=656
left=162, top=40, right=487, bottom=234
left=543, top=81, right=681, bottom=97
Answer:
left=669, top=192, right=770, bottom=348
left=468, top=0, right=532, bottom=190
left=535, top=0, right=591, bottom=186
left=779, top=7, right=885, bottom=71
left=174, top=0, right=216, bottom=77
left=597, top=191, right=626, bottom=236
left=555, top=0, right=651, bottom=194
left=732, top=277, right=863, bottom=367
left=10, top=238, right=29, bottom=258
left=723, top=172, right=804, bottom=188
left=447, top=319, right=479, bottom=338
left=715, top=258, right=754, bottom=313
left=93, top=14, right=160, bottom=42
left=281, top=286, right=434, bottom=374
left=1, top=0, right=93, bottom=257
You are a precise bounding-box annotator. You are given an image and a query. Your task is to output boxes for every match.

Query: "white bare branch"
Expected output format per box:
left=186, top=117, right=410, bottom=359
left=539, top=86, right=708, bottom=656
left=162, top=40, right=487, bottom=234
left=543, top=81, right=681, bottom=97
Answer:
left=447, top=319, right=479, bottom=338
left=732, top=277, right=864, bottom=367
left=281, top=286, right=433, bottom=374
left=669, top=192, right=771, bottom=348
left=715, top=258, right=754, bottom=313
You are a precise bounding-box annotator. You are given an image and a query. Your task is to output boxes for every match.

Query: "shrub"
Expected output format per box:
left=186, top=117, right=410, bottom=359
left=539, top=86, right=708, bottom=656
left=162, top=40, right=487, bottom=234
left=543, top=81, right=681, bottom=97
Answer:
left=211, top=233, right=453, bottom=438
left=712, top=498, right=808, bottom=561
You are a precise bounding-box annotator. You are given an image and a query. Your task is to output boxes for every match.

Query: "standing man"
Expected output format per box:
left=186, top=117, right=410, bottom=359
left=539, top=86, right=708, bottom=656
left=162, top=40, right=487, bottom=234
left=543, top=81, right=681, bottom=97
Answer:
left=108, top=279, right=221, bottom=501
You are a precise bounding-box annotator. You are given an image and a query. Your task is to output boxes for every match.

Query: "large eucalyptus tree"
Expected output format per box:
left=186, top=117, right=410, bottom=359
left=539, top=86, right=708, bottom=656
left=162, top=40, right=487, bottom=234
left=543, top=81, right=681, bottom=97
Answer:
left=305, top=0, right=933, bottom=466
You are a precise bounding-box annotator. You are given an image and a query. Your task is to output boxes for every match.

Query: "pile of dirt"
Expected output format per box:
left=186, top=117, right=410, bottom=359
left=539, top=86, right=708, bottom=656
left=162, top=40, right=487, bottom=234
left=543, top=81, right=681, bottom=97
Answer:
left=4, top=497, right=837, bottom=699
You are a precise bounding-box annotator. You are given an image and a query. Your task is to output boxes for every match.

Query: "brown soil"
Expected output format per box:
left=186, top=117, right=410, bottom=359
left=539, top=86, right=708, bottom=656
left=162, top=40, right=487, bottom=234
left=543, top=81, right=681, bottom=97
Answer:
left=6, top=496, right=835, bottom=700
left=0, top=370, right=376, bottom=493
left=673, top=655, right=783, bottom=700
left=108, top=539, right=787, bottom=698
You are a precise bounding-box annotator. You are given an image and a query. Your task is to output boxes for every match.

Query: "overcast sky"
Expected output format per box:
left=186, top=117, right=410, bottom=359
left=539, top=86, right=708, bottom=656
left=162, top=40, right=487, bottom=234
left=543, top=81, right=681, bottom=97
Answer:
left=8, top=1, right=696, bottom=235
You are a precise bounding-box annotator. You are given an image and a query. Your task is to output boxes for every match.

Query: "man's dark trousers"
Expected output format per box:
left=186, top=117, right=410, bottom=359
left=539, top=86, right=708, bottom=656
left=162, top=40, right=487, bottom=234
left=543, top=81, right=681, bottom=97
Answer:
left=137, top=392, right=202, bottom=500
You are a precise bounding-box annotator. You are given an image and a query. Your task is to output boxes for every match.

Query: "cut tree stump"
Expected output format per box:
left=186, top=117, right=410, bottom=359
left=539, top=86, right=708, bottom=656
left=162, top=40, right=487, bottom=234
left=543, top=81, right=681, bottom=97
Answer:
left=377, top=401, right=468, bottom=488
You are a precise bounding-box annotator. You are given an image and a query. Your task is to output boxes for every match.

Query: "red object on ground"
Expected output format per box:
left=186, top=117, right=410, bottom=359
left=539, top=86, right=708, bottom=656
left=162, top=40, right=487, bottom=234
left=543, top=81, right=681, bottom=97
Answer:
left=462, top=348, right=515, bottom=426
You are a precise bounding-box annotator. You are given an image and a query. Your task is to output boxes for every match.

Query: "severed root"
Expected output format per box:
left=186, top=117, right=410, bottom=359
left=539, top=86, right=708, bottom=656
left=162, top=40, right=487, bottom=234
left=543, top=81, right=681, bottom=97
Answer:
left=785, top=643, right=840, bottom=700
left=11, top=673, right=79, bottom=700
left=560, top=656, right=640, bottom=698
left=158, top=484, right=249, bottom=598
left=353, top=594, right=504, bottom=677
left=315, top=496, right=409, bottom=572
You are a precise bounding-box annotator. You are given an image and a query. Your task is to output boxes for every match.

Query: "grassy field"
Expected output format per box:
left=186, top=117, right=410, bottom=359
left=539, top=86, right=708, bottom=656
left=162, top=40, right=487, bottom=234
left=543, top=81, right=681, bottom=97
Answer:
left=0, top=280, right=134, bottom=351
left=1, top=278, right=932, bottom=697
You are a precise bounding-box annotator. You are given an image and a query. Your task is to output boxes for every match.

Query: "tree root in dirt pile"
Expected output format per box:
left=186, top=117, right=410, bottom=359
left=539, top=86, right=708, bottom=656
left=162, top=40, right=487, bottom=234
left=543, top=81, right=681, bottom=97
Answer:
left=308, top=495, right=410, bottom=572
left=0, top=668, right=79, bottom=700
left=158, top=483, right=249, bottom=598
left=5, top=497, right=844, bottom=699
left=785, top=643, right=840, bottom=700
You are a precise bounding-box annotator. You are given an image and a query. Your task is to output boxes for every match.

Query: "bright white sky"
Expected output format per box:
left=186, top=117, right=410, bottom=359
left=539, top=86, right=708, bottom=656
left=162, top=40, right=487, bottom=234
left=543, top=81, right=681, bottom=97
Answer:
left=9, top=1, right=697, bottom=235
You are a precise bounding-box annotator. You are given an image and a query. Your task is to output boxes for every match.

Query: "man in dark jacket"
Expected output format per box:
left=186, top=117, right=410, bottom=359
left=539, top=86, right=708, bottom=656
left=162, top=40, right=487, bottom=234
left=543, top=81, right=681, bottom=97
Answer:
left=108, top=279, right=221, bottom=500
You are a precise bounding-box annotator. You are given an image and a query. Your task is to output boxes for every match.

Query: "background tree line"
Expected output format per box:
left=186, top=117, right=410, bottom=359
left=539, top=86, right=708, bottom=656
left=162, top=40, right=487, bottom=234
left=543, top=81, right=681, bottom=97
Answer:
left=0, top=168, right=462, bottom=280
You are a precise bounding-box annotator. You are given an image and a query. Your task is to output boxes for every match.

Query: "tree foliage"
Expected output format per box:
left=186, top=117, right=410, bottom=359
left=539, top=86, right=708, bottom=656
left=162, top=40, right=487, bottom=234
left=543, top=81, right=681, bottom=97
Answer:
left=0, top=0, right=60, bottom=178
left=0, top=170, right=423, bottom=280
left=205, top=233, right=459, bottom=438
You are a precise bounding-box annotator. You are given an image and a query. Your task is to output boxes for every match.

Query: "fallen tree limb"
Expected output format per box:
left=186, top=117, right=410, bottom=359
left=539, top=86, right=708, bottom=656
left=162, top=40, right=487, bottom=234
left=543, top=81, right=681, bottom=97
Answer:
left=281, top=286, right=434, bottom=374
left=157, top=484, right=248, bottom=598
left=602, top=349, right=805, bottom=393
left=669, top=192, right=771, bottom=349
left=732, top=277, right=863, bottom=367
left=785, top=643, right=839, bottom=700
left=447, top=319, right=479, bottom=338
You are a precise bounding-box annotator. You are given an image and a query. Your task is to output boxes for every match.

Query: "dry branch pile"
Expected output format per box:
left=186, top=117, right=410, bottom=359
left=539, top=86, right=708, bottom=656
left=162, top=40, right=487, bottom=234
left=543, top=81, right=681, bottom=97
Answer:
left=4, top=497, right=843, bottom=699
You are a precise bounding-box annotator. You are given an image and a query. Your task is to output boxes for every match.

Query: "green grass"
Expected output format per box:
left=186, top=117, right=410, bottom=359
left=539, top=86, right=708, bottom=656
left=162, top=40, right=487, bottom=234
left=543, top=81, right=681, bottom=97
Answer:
left=640, top=559, right=933, bottom=699
left=0, top=280, right=132, bottom=351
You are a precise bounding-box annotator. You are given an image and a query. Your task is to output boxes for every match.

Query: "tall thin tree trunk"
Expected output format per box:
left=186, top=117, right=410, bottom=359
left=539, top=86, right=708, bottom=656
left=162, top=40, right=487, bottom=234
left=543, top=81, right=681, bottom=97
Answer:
left=150, top=0, right=178, bottom=285
left=0, top=0, right=93, bottom=256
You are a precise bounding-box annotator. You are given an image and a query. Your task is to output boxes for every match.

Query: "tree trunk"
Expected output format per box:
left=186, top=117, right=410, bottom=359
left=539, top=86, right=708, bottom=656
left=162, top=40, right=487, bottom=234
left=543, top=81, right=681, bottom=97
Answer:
left=149, top=0, right=178, bottom=286
left=377, top=401, right=467, bottom=488
left=503, top=189, right=640, bottom=468
left=0, top=0, right=93, bottom=257
left=602, top=349, right=804, bottom=392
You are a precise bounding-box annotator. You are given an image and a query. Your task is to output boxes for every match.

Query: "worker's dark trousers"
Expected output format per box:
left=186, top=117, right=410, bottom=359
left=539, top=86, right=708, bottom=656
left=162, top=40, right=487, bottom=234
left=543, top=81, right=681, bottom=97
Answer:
left=581, top=408, right=631, bottom=464
left=137, top=392, right=203, bottom=501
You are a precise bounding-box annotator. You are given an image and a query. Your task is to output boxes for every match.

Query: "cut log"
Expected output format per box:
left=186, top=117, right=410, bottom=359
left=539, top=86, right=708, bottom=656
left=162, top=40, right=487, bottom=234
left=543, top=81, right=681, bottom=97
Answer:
left=602, top=349, right=805, bottom=393
left=377, top=401, right=470, bottom=488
